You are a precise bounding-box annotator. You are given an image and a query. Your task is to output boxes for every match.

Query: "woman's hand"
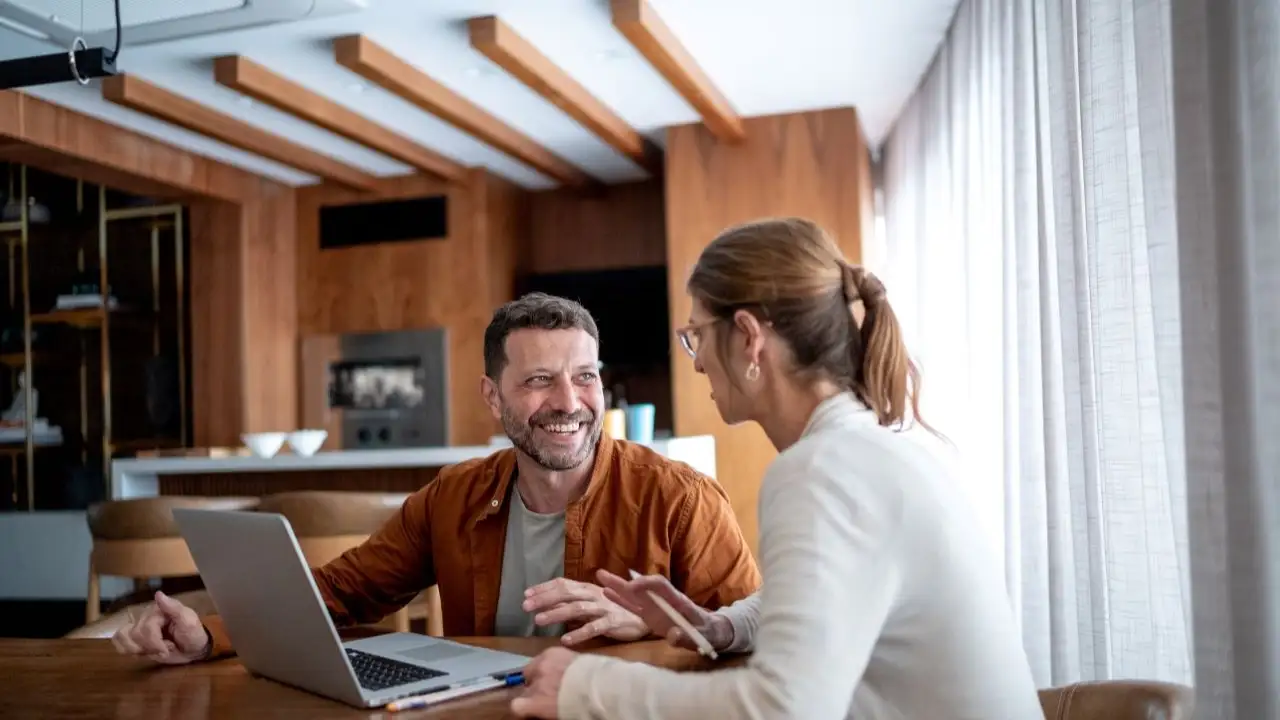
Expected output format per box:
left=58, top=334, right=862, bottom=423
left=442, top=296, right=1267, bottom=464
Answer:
left=595, top=569, right=734, bottom=652
left=510, top=646, right=577, bottom=719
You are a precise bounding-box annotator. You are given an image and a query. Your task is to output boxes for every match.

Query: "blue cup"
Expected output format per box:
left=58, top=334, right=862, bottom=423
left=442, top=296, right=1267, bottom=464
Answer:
left=624, top=403, right=655, bottom=444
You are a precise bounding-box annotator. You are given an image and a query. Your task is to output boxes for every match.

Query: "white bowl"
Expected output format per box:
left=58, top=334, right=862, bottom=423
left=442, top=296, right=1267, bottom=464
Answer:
left=287, top=429, right=329, bottom=457
left=241, top=432, right=287, bottom=459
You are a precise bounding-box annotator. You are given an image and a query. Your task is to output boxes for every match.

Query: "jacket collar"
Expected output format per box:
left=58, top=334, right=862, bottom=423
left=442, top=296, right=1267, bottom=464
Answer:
left=475, top=431, right=617, bottom=523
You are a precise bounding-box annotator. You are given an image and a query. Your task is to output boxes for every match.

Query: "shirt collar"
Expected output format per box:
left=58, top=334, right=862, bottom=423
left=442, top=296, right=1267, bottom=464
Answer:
left=800, top=391, right=870, bottom=439
left=478, top=432, right=616, bottom=522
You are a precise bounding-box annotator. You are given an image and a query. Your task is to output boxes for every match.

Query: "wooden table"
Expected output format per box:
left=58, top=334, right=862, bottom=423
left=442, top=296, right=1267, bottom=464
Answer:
left=0, top=635, right=739, bottom=718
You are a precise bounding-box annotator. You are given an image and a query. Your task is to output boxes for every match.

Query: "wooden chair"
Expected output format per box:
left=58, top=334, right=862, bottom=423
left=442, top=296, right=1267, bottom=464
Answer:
left=1039, top=679, right=1194, bottom=719
left=253, top=491, right=442, bottom=635
left=65, top=589, right=218, bottom=639
left=85, top=496, right=260, bottom=624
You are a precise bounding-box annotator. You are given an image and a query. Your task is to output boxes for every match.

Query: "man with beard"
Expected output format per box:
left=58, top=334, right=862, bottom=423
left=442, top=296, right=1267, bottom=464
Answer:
left=111, top=293, right=760, bottom=665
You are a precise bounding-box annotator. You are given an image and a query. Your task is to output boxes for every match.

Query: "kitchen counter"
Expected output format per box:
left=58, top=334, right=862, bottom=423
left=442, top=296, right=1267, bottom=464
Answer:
left=110, top=435, right=718, bottom=499
left=1, top=435, right=718, bottom=602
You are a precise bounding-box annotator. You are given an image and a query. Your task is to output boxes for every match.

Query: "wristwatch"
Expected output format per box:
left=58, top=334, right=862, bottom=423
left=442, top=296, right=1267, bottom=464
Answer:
left=197, top=625, right=215, bottom=661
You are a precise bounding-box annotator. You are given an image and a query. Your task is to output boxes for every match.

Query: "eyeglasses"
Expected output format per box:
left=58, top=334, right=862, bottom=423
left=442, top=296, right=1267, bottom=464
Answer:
left=674, top=319, right=718, bottom=358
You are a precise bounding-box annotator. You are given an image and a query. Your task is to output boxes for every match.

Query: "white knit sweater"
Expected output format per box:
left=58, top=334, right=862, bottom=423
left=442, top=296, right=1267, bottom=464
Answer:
left=557, top=392, right=1042, bottom=719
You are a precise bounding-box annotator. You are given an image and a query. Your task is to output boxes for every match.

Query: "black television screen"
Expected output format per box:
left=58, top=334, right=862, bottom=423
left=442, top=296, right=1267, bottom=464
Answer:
left=515, top=266, right=670, bottom=368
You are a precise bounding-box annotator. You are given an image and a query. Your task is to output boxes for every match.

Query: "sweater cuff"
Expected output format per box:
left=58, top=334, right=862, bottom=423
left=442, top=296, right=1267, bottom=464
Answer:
left=201, top=615, right=235, bottom=660
left=716, top=608, right=754, bottom=654
left=558, top=653, right=617, bottom=719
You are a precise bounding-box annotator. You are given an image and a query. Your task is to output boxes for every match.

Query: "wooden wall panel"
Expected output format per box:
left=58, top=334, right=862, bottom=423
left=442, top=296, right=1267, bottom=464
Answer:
left=457, top=169, right=528, bottom=444
left=526, top=179, right=665, bottom=273
left=243, top=188, right=299, bottom=435
left=295, top=170, right=527, bottom=446
left=298, top=334, right=342, bottom=449
left=665, top=107, right=874, bottom=553
left=472, top=169, right=530, bottom=310
left=189, top=200, right=245, bottom=447
left=297, top=174, right=460, bottom=334
left=189, top=185, right=299, bottom=446
left=855, top=130, right=876, bottom=259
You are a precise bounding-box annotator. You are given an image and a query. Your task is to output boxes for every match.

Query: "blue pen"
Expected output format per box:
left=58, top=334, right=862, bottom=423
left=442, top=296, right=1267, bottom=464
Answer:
left=495, top=671, right=525, bottom=685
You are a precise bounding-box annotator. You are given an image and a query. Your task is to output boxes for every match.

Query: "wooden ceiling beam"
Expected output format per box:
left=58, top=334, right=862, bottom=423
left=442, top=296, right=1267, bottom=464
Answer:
left=0, top=139, right=27, bottom=161
left=468, top=16, right=660, bottom=174
left=0, top=144, right=186, bottom=200
left=102, top=74, right=379, bottom=193
left=334, top=35, right=596, bottom=189
left=0, top=90, right=280, bottom=203
left=213, top=55, right=467, bottom=183
left=610, top=0, right=745, bottom=143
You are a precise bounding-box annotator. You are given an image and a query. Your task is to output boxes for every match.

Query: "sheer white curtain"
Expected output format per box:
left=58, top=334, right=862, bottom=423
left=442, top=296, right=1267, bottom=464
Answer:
left=1170, top=0, right=1280, bottom=716
left=881, top=0, right=1192, bottom=687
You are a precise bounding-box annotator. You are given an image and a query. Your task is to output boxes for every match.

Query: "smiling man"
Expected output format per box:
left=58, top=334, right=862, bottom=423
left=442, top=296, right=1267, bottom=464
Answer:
left=111, top=293, right=760, bottom=665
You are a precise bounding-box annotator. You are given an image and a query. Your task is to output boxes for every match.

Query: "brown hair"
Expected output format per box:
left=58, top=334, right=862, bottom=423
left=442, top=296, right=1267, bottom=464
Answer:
left=687, top=217, right=932, bottom=433
left=483, top=292, right=600, bottom=379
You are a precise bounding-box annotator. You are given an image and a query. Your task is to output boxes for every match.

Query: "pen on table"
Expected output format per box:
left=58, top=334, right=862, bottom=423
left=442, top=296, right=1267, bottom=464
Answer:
left=629, top=569, right=718, bottom=660
left=384, top=672, right=525, bottom=713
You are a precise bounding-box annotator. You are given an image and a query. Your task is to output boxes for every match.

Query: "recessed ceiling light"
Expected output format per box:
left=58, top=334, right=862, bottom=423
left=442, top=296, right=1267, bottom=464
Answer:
left=464, top=66, right=501, bottom=79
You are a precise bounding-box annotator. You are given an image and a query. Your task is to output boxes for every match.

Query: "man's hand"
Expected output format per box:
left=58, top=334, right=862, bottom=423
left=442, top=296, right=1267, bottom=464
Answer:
left=111, top=591, right=212, bottom=665
left=597, top=570, right=734, bottom=653
left=522, top=577, right=649, bottom=646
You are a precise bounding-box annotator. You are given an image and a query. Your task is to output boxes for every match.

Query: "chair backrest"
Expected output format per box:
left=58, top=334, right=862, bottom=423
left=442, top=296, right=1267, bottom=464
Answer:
left=252, top=491, right=419, bottom=633
left=253, top=491, right=411, bottom=567
left=87, top=496, right=261, bottom=541
left=252, top=491, right=409, bottom=537
left=1039, top=680, right=1194, bottom=720
left=87, top=496, right=261, bottom=578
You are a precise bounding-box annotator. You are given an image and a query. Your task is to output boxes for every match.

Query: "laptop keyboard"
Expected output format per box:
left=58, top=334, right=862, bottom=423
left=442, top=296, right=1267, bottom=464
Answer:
left=345, top=648, right=447, bottom=691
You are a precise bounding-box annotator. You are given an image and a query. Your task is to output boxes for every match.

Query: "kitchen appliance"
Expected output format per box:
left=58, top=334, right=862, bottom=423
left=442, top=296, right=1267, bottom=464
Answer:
left=301, top=328, right=448, bottom=450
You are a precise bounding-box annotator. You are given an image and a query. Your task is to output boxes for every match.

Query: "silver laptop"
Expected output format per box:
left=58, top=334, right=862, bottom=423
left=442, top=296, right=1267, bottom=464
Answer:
left=172, top=508, right=531, bottom=708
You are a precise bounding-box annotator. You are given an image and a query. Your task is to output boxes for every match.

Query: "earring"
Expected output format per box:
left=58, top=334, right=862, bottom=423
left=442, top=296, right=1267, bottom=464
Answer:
left=744, top=362, right=760, bottom=381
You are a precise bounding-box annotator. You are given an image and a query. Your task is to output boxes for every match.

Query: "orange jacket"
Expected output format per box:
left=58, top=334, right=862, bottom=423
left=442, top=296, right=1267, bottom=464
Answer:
left=205, top=434, right=759, bottom=655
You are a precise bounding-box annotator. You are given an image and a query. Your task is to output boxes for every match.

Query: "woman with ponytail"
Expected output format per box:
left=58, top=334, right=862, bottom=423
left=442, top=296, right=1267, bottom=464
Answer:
left=512, top=218, right=1040, bottom=720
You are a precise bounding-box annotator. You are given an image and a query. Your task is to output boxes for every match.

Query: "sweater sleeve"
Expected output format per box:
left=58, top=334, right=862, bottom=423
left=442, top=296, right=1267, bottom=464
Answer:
left=714, top=592, right=762, bottom=653
left=557, top=456, right=904, bottom=720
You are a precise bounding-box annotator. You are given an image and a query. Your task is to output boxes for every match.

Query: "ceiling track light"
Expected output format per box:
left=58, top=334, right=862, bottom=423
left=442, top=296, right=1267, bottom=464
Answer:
left=0, top=0, right=122, bottom=90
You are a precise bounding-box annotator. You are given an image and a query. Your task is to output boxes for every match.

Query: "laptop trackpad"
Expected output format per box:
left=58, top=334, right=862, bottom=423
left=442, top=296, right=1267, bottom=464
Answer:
left=397, top=642, right=475, bottom=665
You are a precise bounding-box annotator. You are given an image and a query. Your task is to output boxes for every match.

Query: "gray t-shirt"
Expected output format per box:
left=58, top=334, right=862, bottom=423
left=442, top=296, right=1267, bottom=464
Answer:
left=493, top=487, right=567, bottom=637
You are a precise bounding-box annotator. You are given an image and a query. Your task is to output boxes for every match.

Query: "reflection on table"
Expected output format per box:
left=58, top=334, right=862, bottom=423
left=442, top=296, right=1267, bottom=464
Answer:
left=0, top=633, right=744, bottom=719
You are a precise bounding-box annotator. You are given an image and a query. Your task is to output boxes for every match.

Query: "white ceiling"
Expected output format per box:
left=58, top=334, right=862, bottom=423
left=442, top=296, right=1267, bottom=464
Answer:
left=0, top=0, right=960, bottom=189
